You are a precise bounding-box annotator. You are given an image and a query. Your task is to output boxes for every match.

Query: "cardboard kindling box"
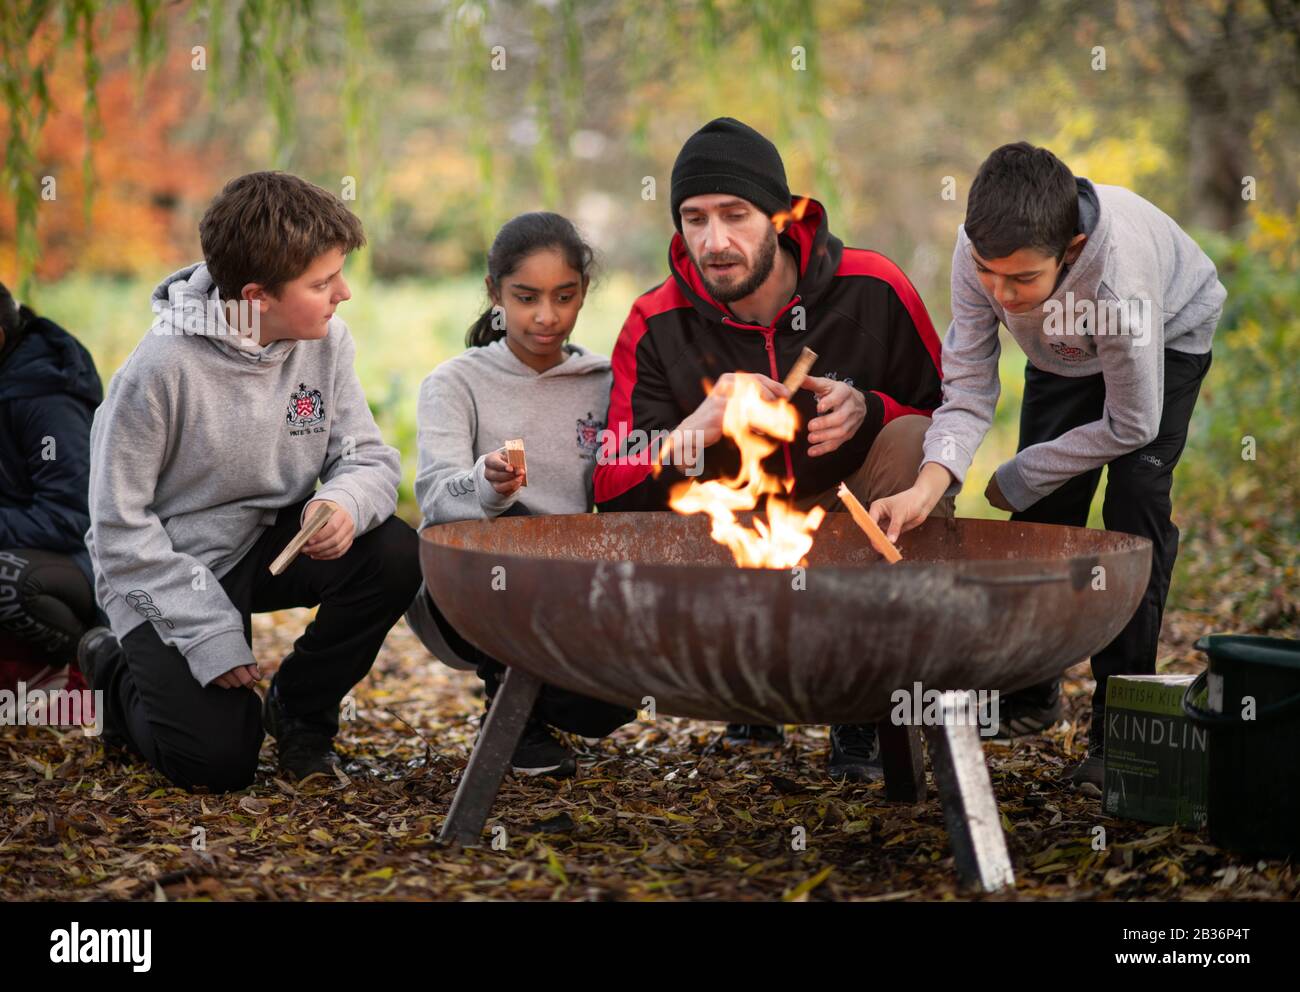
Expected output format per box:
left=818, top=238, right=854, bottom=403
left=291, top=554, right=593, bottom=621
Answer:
left=1103, top=674, right=1209, bottom=829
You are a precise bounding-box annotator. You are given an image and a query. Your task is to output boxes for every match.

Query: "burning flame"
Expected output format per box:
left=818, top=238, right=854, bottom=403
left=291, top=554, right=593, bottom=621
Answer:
left=669, top=373, right=826, bottom=568
left=770, top=196, right=811, bottom=234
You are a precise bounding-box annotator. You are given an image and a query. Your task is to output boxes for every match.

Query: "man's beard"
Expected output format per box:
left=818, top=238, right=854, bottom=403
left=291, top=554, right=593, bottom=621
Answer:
left=695, top=227, right=778, bottom=304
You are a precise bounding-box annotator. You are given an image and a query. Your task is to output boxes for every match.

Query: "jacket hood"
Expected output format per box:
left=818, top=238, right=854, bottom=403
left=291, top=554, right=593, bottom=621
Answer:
left=150, top=262, right=299, bottom=367
left=667, top=195, right=843, bottom=326
left=473, top=336, right=611, bottom=378
left=0, top=307, right=103, bottom=407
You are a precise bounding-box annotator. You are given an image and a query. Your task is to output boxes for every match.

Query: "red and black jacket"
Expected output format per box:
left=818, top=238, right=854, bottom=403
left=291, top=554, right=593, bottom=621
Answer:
left=594, top=197, right=943, bottom=512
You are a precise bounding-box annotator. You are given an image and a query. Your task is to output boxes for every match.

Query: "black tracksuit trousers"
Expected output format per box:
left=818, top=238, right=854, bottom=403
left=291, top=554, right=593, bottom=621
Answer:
left=1010, top=348, right=1213, bottom=717
left=93, top=497, right=422, bottom=792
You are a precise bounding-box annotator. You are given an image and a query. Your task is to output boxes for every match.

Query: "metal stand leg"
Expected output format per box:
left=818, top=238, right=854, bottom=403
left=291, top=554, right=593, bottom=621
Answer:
left=877, top=720, right=927, bottom=802
left=922, top=691, right=1015, bottom=892
left=439, top=667, right=542, bottom=846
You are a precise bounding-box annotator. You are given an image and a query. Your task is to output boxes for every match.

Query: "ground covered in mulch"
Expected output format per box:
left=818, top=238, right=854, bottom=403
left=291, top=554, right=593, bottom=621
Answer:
left=2, top=606, right=1296, bottom=902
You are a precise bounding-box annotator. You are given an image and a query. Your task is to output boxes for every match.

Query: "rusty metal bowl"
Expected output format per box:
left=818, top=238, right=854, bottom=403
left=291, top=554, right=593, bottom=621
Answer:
left=418, top=513, right=1152, bottom=726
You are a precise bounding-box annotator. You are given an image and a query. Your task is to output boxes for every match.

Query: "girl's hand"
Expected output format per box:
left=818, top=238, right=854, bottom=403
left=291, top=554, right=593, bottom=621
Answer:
left=484, top=449, right=524, bottom=495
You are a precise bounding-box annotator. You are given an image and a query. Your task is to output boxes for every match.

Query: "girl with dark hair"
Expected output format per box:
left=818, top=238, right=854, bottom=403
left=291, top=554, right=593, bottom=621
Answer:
left=406, top=212, right=633, bottom=777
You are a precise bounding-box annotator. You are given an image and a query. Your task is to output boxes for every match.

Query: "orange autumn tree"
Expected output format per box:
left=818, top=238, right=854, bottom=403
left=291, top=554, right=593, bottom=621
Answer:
left=0, top=7, right=226, bottom=284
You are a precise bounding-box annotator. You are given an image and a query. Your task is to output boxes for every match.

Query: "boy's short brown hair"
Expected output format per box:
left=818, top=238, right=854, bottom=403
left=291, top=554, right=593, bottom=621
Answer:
left=199, top=171, right=366, bottom=303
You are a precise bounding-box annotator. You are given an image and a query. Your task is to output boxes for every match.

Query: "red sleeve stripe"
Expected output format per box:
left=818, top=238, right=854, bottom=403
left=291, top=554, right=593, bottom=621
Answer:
left=872, top=391, right=936, bottom=426
left=593, top=279, right=693, bottom=504
left=836, top=248, right=943, bottom=377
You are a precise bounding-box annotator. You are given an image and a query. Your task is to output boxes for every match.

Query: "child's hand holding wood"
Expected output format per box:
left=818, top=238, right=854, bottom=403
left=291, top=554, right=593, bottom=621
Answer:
left=484, top=448, right=525, bottom=496
left=301, top=499, right=355, bottom=560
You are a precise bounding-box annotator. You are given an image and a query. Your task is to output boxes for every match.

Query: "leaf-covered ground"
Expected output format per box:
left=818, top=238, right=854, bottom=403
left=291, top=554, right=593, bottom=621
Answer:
left=2, top=606, right=1296, bottom=903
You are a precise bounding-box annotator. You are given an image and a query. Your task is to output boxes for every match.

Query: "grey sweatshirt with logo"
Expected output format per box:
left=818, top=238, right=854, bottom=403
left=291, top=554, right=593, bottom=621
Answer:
left=921, top=179, right=1226, bottom=511
left=85, top=263, right=402, bottom=687
left=414, top=338, right=611, bottom=527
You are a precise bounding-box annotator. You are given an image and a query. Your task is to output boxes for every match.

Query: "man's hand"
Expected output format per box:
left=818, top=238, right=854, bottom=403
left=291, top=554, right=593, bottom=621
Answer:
left=800, top=376, right=867, bottom=456
left=984, top=474, right=1014, bottom=511
left=869, top=462, right=954, bottom=543
left=301, top=499, right=355, bottom=560
left=679, top=372, right=790, bottom=448
left=484, top=449, right=525, bottom=496
left=213, top=663, right=261, bottom=689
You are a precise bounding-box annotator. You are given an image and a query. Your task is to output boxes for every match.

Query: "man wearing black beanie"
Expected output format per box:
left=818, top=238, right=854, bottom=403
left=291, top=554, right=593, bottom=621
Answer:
left=595, top=117, right=953, bottom=783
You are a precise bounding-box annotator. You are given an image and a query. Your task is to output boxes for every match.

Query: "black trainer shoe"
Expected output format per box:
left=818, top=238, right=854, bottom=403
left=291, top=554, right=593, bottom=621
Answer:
left=262, top=680, right=339, bottom=781
left=75, top=626, right=118, bottom=690
left=75, top=627, right=131, bottom=750
left=828, top=722, right=883, bottom=782
left=993, top=679, right=1064, bottom=739
left=509, top=715, right=577, bottom=778
left=722, top=724, right=785, bottom=746
left=480, top=684, right=577, bottom=778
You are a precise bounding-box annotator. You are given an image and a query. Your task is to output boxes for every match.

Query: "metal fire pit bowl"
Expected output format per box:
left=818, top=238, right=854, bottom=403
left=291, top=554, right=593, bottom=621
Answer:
left=419, top=513, right=1152, bottom=725
left=419, top=512, right=1151, bottom=891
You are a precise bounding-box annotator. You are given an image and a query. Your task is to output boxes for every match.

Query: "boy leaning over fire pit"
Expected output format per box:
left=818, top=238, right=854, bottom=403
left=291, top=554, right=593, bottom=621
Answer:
left=76, top=172, right=422, bottom=791
left=871, top=143, right=1224, bottom=789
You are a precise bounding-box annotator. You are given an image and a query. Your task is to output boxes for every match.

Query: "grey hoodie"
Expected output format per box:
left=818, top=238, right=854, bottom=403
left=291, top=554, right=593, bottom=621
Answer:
left=921, top=180, right=1225, bottom=510
left=413, top=337, right=611, bottom=527
left=85, top=263, right=401, bottom=687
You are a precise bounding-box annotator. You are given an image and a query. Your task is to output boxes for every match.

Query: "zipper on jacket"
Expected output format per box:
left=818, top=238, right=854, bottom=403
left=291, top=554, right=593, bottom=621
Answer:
left=720, top=293, right=801, bottom=482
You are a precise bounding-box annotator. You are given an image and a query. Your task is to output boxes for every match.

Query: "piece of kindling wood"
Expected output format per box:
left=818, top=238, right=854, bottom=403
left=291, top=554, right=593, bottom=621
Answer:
left=782, top=346, right=818, bottom=392
left=268, top=502, right=335, bottom=575
left=504, top=438, right=527, bottom=487
left=837, top=482, right=903, bottom=564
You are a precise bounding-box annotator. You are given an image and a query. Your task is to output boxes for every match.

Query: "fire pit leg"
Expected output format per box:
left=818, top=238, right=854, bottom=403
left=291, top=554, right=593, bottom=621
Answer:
left=877, top=721, right=927, bottom=802
left=921, top=691, right=1015, bottom=892
left=439, top=666, right=542, bottom=847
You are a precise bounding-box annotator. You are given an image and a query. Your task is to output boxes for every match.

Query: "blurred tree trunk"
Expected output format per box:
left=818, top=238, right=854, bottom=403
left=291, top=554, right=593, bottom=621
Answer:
left=1160, top=0, right=1300, bottom=232
left=1182, top=58, right=1249, bottom=231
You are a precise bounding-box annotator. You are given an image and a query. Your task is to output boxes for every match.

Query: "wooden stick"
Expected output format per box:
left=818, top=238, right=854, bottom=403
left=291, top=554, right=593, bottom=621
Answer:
left=783, top=347, right=818, bottom=392
left=504, top=438, right=527, bottom=487
left=837, top=483, right=903, bottom=564
left=268, top=503, right=335, bottom=575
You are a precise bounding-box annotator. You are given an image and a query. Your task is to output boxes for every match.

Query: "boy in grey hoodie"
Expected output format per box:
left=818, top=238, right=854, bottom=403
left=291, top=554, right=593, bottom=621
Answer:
left=79, top=172, right=421, bottom=790
left=872, top=143, right=1223, bottom=788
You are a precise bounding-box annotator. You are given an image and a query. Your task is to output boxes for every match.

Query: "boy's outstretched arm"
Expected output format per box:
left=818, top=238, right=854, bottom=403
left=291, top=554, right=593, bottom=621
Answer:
left=306, top=323, right=402, bottom=536
left=873, top=233, right=1003, bottom=540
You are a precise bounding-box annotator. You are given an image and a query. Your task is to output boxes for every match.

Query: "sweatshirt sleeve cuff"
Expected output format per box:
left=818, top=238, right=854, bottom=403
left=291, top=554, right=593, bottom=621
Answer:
left=302, top=489, right=364, bottom=533
left=186, top=628, right=257, bottom=688
left=994, top=458, right=1040, bottom=513
left=474, top=453, right=520, bottom=516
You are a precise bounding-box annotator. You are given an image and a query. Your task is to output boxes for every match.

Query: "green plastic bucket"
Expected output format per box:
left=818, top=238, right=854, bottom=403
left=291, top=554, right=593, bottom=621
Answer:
left=1182, top=634, right=1300, bottom=858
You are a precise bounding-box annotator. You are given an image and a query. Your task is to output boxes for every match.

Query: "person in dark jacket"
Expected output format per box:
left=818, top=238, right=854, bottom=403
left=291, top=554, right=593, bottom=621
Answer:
left=0, top=281, right=103, bottom=684
left=593, top=118, right=953, bottom=781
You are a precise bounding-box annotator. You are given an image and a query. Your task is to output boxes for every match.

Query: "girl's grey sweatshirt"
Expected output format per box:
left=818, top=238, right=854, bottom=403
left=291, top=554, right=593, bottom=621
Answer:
left=414, top=338, right=611, bottom=527
left=85, top=263, right=402, bottom=687
left=921, top=179, right=1225, bottom=511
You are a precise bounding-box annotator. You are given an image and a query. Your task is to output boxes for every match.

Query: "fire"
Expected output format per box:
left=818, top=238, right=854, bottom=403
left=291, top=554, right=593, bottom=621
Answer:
left=770, top=196, right=811, bottom=234
left=669, top=373, right=826, bottom=568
